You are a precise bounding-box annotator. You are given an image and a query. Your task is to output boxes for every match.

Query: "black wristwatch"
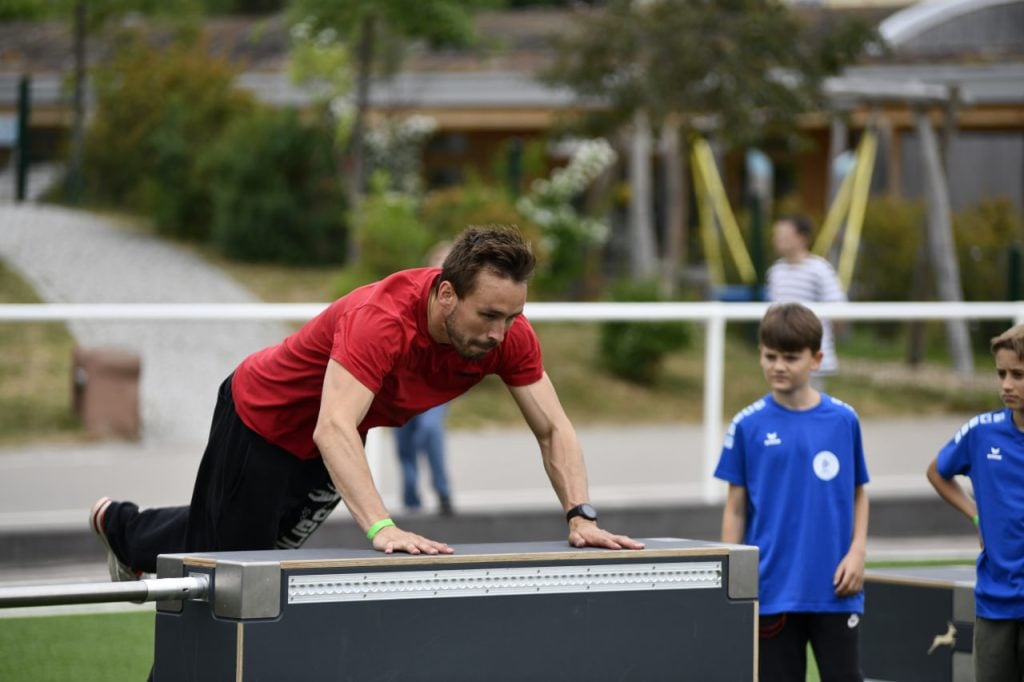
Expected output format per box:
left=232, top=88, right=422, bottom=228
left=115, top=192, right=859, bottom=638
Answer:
left=566, top=503, right=598, bottom=524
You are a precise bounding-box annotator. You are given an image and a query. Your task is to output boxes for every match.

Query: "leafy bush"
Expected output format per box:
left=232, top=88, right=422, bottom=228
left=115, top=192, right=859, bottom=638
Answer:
left=420, top=180, right=538, bottom=245
left=598, top=280, right=693, bottom=385
left=82, top=34, right=254, bottom=239
left=851, top=196, right=1022, bottom=305
left=850, top=197, right=925, bottom=301
left=351, top=174, right=432, bottom=277
left=200, top=108, right=347, bottom=264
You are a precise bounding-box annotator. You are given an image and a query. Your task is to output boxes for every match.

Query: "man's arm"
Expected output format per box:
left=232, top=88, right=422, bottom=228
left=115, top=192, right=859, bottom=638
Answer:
left=508, top=373, right=644, bottom=550
left=313, top=359, right=452, bottom=555
left=834, top=484, right=868, bottom=596
left=720, top=484, right=747, bottom=544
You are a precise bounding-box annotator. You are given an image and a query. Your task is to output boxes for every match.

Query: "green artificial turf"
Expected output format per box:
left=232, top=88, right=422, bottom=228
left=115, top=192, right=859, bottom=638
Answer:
left=0, top=611, right=154, bottom=682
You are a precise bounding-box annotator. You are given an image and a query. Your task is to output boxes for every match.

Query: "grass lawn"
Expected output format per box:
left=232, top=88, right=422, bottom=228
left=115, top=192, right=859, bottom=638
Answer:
left=0, top=611, right=154, bottom=682
left=0, top=262, right=82, bottom=445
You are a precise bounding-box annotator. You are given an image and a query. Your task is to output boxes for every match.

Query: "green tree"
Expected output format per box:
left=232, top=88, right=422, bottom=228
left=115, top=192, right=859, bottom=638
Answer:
left=287, top=0, right=493, bottom=262
left=47, top=0, right=202, bottom=203
left=82, top=35, right=254, bottom=235
left=543, top=0, right=878, bottom=283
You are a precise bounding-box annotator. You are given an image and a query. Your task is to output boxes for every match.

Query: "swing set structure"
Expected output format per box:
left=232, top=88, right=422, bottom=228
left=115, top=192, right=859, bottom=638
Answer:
left=689, top=76, right=975, bottom=374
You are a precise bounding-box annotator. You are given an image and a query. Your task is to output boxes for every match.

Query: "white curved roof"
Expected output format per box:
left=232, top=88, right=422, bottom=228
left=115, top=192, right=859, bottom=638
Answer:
left=880, top=0, right=1023, bottom=46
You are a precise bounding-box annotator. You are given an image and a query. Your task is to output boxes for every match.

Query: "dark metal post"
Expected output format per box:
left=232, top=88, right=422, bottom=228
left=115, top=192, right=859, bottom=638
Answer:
left=15, top=74, right=30, bottom=202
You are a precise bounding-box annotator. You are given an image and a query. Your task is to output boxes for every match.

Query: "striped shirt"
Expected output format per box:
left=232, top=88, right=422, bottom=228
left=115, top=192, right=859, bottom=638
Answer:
left=766, top=255, right=846, bottom=372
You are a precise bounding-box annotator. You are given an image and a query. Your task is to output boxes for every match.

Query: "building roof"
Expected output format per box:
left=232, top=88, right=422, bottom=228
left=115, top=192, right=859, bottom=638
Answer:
left=2, top=5, right=1022, bottom=120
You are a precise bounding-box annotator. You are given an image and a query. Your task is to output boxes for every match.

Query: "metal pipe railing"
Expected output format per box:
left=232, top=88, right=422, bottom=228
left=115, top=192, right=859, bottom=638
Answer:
left=1, top=300, right=1021, bottom=504
left=0, top=575, right=208, bottom=609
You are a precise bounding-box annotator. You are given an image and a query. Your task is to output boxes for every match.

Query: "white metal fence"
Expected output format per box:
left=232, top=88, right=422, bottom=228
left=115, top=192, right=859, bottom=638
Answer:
left=1, top=300, right=1022, bottom=501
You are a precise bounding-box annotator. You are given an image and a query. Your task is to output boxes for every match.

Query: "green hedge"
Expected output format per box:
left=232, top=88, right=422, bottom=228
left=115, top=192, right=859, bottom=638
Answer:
left=201, top=109, right=347, bottom=264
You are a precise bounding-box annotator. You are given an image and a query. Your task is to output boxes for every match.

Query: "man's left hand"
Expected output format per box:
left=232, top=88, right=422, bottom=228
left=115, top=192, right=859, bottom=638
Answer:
left=568, top=520, right=645, bottom=550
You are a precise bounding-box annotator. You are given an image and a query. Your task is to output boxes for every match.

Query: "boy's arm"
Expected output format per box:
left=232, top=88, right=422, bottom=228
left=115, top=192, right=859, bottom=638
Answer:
left=721, top=484, right=747, bottom=544
left=834, top=484, right=868, bottom=596
left=926, top=458, right=978, bottom=522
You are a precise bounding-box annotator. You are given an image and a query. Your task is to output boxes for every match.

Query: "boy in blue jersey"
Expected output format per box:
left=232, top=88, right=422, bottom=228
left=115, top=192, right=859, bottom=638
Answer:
left=927, top=323, right=1024, bottom=682
left=715, top=302, right=870, bottom=682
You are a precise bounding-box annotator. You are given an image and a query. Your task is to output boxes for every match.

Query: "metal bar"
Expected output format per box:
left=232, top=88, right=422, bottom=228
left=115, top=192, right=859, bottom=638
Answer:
left=0, top=575, right=208, bottom=609
left=0, top=301, right=1022, bottom=323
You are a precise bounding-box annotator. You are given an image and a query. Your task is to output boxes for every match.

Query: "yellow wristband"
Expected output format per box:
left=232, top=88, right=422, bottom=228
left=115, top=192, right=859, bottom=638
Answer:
left=366, top=518, right=396, bottom=540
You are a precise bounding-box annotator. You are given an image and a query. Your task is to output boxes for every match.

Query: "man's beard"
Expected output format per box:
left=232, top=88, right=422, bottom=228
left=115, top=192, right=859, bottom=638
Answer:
left=445, top=311, right=498, bottom=360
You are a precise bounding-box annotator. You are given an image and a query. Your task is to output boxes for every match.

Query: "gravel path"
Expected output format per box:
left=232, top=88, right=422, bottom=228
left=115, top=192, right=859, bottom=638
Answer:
left=0, top=203, right=289, bottom=445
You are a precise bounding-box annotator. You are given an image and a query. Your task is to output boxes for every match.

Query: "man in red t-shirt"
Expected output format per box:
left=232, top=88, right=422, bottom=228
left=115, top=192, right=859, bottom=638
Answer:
left=89, top=227, right=643, bottom=580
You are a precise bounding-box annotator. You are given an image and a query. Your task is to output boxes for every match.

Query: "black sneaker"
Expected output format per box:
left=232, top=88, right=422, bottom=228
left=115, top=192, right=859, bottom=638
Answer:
left=89, top=497, right=141, bottom=582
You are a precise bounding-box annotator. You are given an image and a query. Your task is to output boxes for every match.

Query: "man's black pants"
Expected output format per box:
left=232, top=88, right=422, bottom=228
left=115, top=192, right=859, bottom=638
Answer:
left=103, top=375, right=342, bottom=574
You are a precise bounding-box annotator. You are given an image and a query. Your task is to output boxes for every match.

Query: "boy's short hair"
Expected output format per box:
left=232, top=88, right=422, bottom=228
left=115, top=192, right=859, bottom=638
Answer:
left=779, top=214, right=814, bottom=243
left=991, top=323, right=1024, bottom=360
left=759, top=303, right=823, bottom=354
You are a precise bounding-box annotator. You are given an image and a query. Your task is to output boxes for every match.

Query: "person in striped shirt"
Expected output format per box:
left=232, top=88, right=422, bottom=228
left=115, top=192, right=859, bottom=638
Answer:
left=766, top=214, right=847, bottom=388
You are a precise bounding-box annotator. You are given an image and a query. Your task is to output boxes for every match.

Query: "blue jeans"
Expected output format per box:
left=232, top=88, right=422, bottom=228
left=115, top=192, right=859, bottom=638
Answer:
left=394, top=404, right=451, bottom=509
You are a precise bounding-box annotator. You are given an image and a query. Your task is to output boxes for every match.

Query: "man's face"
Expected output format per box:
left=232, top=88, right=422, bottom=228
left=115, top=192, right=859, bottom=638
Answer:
left=995, top=348, right=1024, bottom=412
left=443, top=270, right=527, bottom=360
left=772, top=220, right=806, bottom=259
left=759, top=344, right=822, bottom=395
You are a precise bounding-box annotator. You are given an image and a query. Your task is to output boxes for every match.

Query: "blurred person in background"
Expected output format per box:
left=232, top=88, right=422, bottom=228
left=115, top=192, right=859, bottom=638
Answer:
left=394, top=241, right=455, bottom=516
left=767, top=214, right=847, bottom=390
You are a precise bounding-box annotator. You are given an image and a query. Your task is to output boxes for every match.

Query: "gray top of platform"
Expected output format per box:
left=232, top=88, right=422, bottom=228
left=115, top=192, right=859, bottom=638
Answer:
left=867, top=563, right=976, bottom=586
left=165, top=537, right=743, bottom=569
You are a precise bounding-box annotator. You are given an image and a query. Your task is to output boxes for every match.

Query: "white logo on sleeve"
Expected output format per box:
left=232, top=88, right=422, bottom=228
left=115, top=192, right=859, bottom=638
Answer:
left=813, top=451, right=840, bottom=481
left=987, top=447, right=1003, bottom=461
left=764, top=432, right=782, bottom=446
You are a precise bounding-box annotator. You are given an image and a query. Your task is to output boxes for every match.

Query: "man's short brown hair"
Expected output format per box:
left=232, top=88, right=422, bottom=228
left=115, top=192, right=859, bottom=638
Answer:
left=759, top=303, right=823, bottom=354
left=991, top=323, right=1024, bottom=360
left=440, top=226, right=536, bottom=298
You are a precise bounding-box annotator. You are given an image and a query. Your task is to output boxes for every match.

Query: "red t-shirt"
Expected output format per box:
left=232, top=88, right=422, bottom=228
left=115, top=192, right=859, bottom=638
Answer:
left=232, top=268, right=544, bottom=459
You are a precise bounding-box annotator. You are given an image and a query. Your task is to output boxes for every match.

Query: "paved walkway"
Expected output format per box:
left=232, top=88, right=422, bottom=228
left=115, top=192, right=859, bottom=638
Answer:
left=0, top=203, right=287, bottom=444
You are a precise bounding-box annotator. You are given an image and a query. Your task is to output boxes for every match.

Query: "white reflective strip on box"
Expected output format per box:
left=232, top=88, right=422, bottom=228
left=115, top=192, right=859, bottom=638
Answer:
left=288, top=561, right=721, bottom=604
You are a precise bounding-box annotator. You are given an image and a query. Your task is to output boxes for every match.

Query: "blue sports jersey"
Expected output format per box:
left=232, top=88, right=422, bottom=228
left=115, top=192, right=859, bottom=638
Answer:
left=936, top=409, right=1024, bottom=620
left=714, top=394, right=870, bottom=615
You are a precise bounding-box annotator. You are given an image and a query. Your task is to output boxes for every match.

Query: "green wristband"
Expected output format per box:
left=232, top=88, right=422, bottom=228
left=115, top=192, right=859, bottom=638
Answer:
left=366, top=518, right=393, bottom=540
left=972, top=514, right=980, bottom=526
left=366, top=518, right=396, bottom=540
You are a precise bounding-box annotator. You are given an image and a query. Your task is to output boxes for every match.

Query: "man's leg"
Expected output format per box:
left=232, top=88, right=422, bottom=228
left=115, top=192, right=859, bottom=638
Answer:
left=808, top=612, right=863, bottom=682
left=97, top=374, right=241, bottom=575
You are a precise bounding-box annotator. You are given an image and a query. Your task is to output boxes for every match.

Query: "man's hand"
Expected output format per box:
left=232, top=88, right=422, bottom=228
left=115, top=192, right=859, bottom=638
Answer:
left=833, top=548, right=865, bottom=596
left=372, top=525, right=454, bottom=555
left=568, top=519, right=645, bottom=550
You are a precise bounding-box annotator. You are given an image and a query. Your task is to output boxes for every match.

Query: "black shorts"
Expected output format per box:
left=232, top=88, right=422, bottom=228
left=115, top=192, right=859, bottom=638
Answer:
left=759, top=611, right=863, bottom=682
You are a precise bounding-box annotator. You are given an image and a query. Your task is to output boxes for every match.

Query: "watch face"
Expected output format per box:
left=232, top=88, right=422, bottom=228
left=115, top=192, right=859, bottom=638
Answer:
left=567, top=503, right=598, bottom=523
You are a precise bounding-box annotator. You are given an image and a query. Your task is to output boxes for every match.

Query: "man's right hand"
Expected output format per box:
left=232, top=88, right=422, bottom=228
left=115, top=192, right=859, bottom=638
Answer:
left=372, top=525, right=454, bottom=555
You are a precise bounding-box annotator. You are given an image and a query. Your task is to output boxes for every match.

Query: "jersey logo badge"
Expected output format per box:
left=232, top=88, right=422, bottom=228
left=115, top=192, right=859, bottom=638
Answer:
left=764, top=432, right=782, bottom=446
left=987, top=447, right=1003, bottom=461
left=812, top=451, right=840, bottom=481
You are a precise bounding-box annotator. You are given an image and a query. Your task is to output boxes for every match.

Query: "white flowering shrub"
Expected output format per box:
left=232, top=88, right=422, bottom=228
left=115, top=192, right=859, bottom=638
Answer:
left=364, top=115, right=438, bottom=195
left=516, top=138, right=617, bottom=296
